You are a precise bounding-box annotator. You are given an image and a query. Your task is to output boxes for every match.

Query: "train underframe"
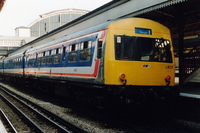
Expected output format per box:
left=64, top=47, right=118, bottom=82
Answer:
left=2, top=75, right=180, bottom=111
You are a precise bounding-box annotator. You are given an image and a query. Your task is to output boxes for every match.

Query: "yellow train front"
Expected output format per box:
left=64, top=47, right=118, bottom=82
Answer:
left=101, top=18, right=179, bottom=105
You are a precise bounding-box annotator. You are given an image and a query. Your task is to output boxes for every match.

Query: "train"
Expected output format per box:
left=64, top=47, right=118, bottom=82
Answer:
left=0, top=18, right=179, bottom=108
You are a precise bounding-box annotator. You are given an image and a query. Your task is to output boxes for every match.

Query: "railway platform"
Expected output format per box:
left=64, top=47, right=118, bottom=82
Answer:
left=176, top=77, right=200, bottom=99
left=0, top=121, right=7, bottom=133
left=179, top=85, right=200, bottom=99
left=175, top=77, right=200, bottom=99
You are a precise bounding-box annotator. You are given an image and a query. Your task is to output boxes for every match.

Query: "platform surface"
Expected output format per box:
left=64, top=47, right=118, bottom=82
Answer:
left=0, top=120, right=7, bottom=133
left=180, top=85, right=200, bottom=99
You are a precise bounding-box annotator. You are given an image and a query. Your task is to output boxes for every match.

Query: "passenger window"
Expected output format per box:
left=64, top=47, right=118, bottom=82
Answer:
left=45, top=51, right=49, bottom=56
left=97, top=39, right=103, bottom=59
left=28, top=54, right=34, bottom=66
left=54, top=55, right=60, bottom=64
left=47, top=50, right=52, bottom=64
left=17, top=58, right=19, bottom=67
left=14, top=59, right=17, bottom=67
left=80, top=41, right=91, bottom=61
left=68, top=44, right=78, bottom=62
left=36, top=53, right=38, bottom=61
left=41, top=52, right=46, bottom=65
left=38, top=53, right=42, bottom=66
left=56, top=48, right=59, bottom=54
left=54, top=48, right=61, bottom=64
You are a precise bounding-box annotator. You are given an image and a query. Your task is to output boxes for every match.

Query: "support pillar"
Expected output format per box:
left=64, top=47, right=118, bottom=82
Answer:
left=178, top=12, right=184, bottom=85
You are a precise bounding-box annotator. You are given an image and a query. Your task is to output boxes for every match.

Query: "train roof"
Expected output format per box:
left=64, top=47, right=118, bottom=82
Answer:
left=4, top=51, right=25, bottom=61
left=26, top=19, right=117, bottom=53
left=11, top=17, right=155, bottom=55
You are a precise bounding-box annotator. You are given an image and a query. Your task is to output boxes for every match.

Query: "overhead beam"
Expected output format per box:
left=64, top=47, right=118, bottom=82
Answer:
left=0, top=50, right=7, bottom=55
left=20, top=0, right=183, bottom=50
left=0, top=47, right=20, bottom=50
left=178, top=4, right=185, bottom=85
left=155, top=10, right=175, bottom=18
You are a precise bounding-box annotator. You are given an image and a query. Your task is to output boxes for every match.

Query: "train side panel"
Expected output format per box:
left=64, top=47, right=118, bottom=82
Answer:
left=3, top=54, right=24, bottom=77
left=24, top=31, right=107, bottom=84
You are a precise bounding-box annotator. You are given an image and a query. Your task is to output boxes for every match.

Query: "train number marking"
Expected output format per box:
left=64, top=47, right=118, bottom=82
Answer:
left=165, top=65, right=173, bottom=69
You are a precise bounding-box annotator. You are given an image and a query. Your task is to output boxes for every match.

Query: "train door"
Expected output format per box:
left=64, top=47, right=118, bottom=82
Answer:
left=23, top=50, right=28, bottom=77
left=95, top=39, right=104, bottom=83
left=35, top=53, right=38, bottom=74
left=97, top=39, right=103, bottom=59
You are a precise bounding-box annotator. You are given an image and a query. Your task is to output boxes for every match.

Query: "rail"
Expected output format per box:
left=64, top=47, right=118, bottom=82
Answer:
left=6, top=90, right=88, bottom=133
left=0, top=109, right=18, bottom=133
left=0, top=94, right=45, bottom=132
left=0, top=85, right=88, bottom=133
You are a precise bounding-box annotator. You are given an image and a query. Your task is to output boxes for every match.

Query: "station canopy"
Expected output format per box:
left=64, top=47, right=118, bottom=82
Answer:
left=134, top=0, right=200, bottom=39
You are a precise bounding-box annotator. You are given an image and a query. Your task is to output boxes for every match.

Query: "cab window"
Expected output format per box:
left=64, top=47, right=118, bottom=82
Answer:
left=115, top=35, right=172, bottom=63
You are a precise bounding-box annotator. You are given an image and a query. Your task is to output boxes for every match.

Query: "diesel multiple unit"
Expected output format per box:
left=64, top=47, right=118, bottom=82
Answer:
left=0, top=18, right=179, bottom=107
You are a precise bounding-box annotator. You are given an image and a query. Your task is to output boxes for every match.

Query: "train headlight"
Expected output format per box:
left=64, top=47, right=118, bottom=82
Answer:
left=120, top=74, right=127, bottom=85
left=165, top=75, right=171, bottom=85
left=165, top=75, right=171, bottom=81
left=120, top=73, right=126, bottom=80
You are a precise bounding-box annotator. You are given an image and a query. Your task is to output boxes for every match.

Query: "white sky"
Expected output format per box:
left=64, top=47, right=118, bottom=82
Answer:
left=0, top=0, right=112, bottom=36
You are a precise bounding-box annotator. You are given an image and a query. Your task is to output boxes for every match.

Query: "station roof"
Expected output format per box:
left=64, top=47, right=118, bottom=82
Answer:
left=0, top=0, right=5, bottom=11
left=28, top=8, right=89, bottom=28
left=4, top=0, right=200, bottom=54
left=26, top=0, right=200, bottom=43
left=134, top=0, right=200, bottom=39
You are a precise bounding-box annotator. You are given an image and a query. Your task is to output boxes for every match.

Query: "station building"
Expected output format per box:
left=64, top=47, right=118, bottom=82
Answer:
left=0, top=8, right=89, bottom=56
left=17, top=8, right=89, bottom=38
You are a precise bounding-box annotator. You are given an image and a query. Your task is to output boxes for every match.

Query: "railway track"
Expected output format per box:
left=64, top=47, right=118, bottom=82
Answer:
left=0, top=85, right=88, bottom=133
left=79, top=97, right=200, bottom=133
left=1, top=81, right=200, bottom=133
left=0, top=109, right=17, bottom=133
